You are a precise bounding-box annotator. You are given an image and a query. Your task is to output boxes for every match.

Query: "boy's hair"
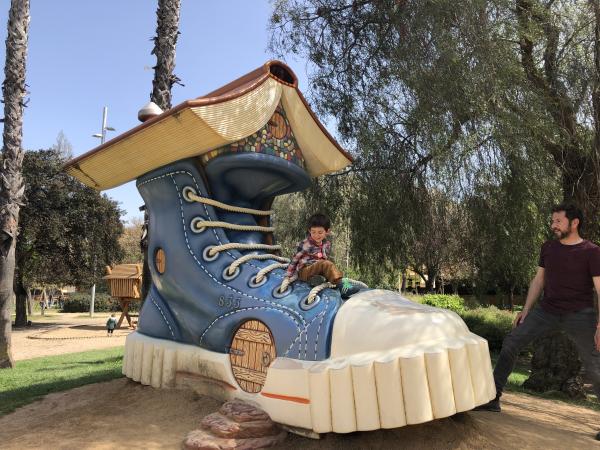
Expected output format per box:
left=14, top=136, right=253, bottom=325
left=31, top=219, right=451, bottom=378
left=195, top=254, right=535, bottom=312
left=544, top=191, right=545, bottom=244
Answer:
left=551, top=202, right=584, bottom=232
left=308, top=213, right=331, bottom=230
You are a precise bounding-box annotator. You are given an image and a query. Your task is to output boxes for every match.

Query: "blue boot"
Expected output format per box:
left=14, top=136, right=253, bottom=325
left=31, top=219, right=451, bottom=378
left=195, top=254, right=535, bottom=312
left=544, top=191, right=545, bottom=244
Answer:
left=124, top=153, right=496, bottom=433
left=64, top=61, right=496, bottom=434
left=135, top=155, right=341, bottom=362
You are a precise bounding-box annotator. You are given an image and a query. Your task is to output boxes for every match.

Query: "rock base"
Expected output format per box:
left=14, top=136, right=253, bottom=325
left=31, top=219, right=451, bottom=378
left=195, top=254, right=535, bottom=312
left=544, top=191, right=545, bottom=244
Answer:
left=183, top=399, right=287, bottom=450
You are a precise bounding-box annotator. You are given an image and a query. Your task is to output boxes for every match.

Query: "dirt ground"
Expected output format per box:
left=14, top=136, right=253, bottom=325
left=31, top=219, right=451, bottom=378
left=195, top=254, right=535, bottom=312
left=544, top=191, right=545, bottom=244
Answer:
left=3, top=313, right=600, bottom=449
left=10, top=312, right=133, bottom=360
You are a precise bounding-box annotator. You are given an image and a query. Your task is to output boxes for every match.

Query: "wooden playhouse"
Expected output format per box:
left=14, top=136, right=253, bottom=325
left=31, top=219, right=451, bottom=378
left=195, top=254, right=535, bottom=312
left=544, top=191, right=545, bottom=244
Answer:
left=103, top=264, right=142, bottom=329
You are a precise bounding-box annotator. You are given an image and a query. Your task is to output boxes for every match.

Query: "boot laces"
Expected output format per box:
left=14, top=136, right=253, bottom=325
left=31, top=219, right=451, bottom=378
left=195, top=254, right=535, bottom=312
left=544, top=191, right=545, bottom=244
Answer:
left=186, top=187, right=330, bottom=303
left=186, top=187, right=365, bottom=305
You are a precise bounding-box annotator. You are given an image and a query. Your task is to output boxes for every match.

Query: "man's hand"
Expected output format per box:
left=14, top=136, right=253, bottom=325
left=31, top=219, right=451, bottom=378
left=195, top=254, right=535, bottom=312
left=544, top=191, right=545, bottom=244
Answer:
left=595, top=327, right=600, bottom=352
left=513, top=310, right=528, bottom=328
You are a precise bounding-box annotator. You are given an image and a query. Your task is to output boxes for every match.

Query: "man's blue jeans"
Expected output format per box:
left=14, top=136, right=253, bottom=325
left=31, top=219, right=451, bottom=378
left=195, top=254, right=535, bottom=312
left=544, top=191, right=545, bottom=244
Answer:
left=494, top=305, right=600, bottom=398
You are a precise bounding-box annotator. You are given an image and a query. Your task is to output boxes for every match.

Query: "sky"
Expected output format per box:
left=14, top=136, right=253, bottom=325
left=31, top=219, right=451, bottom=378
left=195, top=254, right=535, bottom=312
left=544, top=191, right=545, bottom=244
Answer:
left=0, top=0, right=310, bottom=223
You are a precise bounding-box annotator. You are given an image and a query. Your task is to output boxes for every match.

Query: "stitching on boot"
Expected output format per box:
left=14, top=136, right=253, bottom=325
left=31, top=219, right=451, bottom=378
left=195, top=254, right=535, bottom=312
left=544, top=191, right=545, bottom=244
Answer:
left=314, top=299, right=331, bottom=360
left=149, top=293, right=175, bottom=338
left=141, top=170, right=285, bottom=278
left=169, top=175, right=306, bottom=326
left=198, top=306, right=302, bottom=344
left=283, top=305, right=329, bottom=358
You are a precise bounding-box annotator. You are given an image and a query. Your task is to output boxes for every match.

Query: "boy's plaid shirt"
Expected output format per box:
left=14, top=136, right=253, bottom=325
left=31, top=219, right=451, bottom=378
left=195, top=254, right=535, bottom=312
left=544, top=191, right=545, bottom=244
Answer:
left=285, top=237, right=332, bottom=278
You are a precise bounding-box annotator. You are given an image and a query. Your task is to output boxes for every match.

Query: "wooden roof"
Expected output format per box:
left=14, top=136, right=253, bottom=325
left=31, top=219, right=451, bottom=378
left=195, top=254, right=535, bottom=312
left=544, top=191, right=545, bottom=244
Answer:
left=64, top=61, right=353, bottom=190
left=103, top=264, right=142, bottom=280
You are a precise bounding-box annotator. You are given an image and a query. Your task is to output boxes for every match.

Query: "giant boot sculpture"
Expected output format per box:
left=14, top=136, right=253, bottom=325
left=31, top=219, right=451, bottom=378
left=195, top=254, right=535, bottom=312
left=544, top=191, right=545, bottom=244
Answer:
left=65, top=61, right=495, bottom=434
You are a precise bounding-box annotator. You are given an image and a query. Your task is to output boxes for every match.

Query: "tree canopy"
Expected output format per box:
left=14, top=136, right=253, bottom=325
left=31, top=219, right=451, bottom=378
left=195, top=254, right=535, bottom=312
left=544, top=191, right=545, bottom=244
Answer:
left=14, top=148, right=124, bottom=325
left=269, top=0, right=590, bottom=293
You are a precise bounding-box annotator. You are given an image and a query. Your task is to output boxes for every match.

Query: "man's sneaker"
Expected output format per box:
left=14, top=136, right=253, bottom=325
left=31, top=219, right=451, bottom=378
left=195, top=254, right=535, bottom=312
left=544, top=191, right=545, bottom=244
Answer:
left=64, top=60, right=496, bottom=435
left=473, top=397, right=501, bottom=412
left=308, top=275, right=327, bottom=287
left=337, top=278, right=361, bottom=299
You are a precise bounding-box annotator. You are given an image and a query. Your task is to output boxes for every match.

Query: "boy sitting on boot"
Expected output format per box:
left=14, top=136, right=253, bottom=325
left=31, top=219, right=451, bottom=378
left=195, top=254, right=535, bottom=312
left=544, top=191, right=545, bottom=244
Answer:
left=285, top=213, right=360, bottom=299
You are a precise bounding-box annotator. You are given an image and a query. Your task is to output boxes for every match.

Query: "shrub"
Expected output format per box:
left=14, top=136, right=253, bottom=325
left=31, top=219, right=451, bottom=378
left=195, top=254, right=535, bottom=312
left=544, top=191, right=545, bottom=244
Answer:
left=60, top=292, right=139, bottom=313
left=422, top=294, right=466, bottom=313
left=460, top=306, right=515, bottom=352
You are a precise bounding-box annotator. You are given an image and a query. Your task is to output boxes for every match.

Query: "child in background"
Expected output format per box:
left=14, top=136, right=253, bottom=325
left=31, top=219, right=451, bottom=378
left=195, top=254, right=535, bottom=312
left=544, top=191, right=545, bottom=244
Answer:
left=285, top=213, right=360, bottom=299
left=106, top=314, right=117, bottom=336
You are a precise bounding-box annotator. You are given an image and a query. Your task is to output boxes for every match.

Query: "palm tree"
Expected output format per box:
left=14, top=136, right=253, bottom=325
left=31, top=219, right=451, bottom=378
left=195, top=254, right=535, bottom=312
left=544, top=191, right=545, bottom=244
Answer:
left=141, top=0, right=182, bottom=302
left=151, top=0, right=182, bottom=110
left=0, top=0, right=30, bottom=369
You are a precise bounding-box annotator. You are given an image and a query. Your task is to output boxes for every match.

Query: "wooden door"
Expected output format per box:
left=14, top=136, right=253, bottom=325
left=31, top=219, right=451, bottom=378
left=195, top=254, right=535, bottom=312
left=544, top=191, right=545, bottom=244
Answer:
left=229, top=320, right=276, bottom=393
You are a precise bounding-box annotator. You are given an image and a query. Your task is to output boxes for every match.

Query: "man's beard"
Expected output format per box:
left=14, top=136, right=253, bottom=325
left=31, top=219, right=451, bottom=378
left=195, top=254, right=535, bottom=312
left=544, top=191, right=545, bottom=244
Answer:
left=553, top=227, right=572, bottom=239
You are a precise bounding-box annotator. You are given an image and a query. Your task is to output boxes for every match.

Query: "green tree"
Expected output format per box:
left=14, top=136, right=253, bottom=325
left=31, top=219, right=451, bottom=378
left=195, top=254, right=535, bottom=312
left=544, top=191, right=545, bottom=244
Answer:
left=0, top=0, right=29, bottom=369
left=119, top=217, right=144, bottom=264
left=467, top=153, right=558, bottom=308
left=14, top=149, right=124, bottom=326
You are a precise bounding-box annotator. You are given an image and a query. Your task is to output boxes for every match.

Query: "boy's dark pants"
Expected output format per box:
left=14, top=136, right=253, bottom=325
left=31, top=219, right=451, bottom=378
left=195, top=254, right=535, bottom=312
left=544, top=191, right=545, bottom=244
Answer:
left=494, top=305, right=600, bottom=399
left=298, top=260, right=343, bottom=284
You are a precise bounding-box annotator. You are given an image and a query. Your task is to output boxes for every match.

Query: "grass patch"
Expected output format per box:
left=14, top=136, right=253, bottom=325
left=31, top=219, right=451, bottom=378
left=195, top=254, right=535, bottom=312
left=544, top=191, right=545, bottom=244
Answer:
left=0, top=347, right=124, bottom=416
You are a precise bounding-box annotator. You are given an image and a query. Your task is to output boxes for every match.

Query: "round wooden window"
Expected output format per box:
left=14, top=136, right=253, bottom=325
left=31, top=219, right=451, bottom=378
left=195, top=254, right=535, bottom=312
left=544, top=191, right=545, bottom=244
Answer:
left=229, top=320, right=276, bottom=393
left=155, top=248, right=166, bottom=274
left=269, top=112, right=288, bottom=139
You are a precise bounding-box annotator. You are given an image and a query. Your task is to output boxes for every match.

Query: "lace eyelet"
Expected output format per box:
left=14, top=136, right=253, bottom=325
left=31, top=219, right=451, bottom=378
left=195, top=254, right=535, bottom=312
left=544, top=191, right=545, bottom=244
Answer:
left=202, top=246, right=219, bottom=262
left=222, top=266, right=241, bottom=281
left=182, top=186, right=197, bottom=203
left=191, top=217, right=206, bottom=233
left=300, top=295, right=321, bottom=311
left=273, top=285, right=291, bottom=299
left=249, top=275, right=267, bottom=288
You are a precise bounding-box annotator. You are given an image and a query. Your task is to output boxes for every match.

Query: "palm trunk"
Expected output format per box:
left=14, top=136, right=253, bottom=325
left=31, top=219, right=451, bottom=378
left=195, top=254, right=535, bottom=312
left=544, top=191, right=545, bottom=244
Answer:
left=141, top=0, right=182, bottom=304
left=0, top=0, right=29, bottom=369
left=150, top=0, right=181, bottom=111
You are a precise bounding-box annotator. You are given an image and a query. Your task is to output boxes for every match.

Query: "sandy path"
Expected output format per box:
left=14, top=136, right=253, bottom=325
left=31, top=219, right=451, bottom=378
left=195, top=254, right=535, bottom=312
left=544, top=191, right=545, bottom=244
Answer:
left=5, top=313, right=600, bottom=449
left=0, top=379, right=599, bottom=450
left=11, top=313, right=133, bottom=361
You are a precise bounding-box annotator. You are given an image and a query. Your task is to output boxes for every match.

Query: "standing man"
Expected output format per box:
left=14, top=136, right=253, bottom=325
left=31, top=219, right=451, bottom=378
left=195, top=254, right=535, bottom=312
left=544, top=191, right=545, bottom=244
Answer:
left=476, top=203, right=600, bottom=439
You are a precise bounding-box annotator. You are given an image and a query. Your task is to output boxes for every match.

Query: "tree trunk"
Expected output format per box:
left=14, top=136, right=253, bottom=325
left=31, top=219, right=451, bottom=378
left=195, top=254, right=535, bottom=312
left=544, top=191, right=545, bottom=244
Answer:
left=425, top=267, right=438, bottom=292
left=140, top=208, right=150, bottom=305
left=13, top=269, right=26, bottom=326
left=150, top=0, right=181, bottom=111
left=141, top=0, right=182, bottom=306
left=26, top=287, right=31, bottom=315
left=509, top=285, right=515, bottom=311
left=0, top=0, right=29, bottom=369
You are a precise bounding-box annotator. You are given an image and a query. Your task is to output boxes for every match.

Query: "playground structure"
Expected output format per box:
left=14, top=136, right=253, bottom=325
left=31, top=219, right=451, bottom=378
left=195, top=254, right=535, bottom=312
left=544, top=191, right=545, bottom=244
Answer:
left=103, top=264, right=142, bottom=329
left=64, top=61, right=495, bottom=435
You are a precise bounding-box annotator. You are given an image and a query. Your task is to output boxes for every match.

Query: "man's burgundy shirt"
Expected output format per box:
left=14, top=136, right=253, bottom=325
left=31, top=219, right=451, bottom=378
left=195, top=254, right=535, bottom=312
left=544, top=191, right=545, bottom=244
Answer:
left=539, top=239, right=600, bottom=314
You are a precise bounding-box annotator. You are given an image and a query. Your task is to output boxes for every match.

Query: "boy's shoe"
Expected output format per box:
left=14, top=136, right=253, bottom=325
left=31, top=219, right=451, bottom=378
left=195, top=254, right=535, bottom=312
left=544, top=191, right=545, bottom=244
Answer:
left=336, top=278, right=360, bottom=299
left=308, top=274, right=327, bottom=287
left=472, top=397, right=501, bottom=412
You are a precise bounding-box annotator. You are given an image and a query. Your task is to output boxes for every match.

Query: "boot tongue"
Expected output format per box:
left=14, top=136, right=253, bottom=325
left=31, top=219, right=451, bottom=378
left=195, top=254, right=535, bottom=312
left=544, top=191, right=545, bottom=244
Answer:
left=204, top=153, right=311, bottom=246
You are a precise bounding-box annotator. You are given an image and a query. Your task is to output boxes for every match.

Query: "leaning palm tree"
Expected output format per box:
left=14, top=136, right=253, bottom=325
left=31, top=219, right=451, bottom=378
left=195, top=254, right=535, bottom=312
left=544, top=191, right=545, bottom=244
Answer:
left=0, top=0, right=30, bottom=369
left=141, top=0, right=182, bottom=302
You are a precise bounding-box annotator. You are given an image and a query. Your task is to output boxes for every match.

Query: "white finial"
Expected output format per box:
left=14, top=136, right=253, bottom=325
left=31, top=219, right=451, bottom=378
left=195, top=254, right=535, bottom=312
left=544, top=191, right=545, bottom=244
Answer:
left=138, top=101, right=164, bottom=123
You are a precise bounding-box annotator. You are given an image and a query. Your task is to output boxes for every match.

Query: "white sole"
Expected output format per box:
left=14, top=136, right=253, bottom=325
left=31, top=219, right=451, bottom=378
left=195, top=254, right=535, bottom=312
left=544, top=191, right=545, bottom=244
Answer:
left=122, top=330, right=495, bottom=433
